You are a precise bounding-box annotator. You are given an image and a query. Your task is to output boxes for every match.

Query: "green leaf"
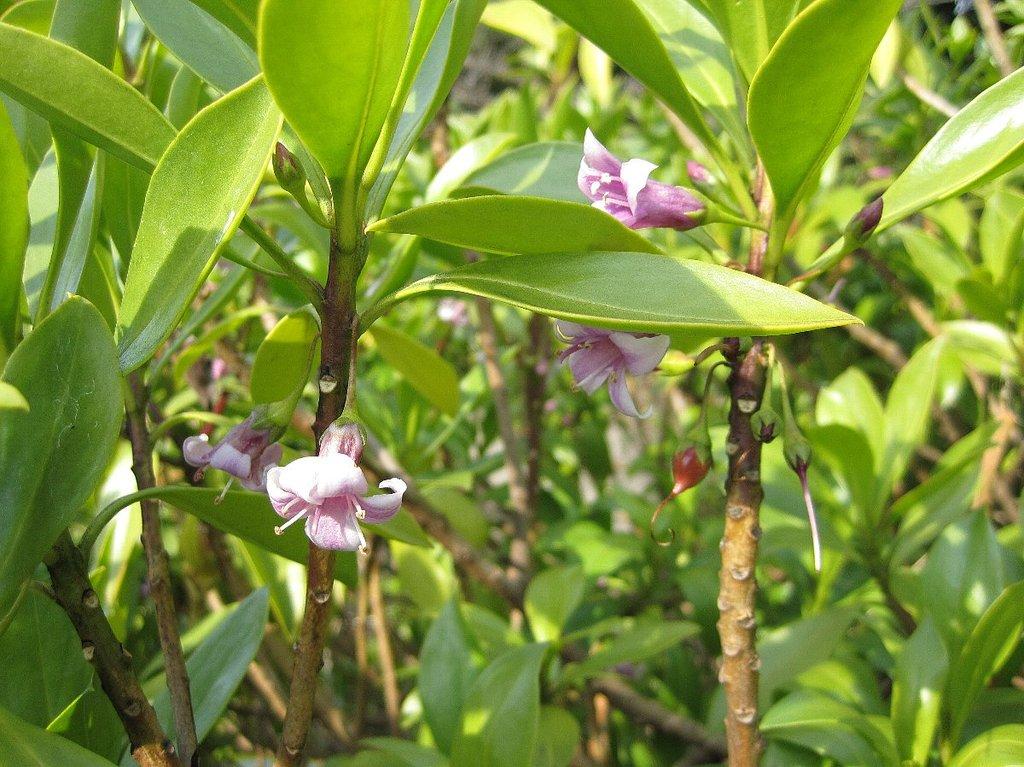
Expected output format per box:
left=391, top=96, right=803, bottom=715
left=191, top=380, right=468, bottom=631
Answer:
left=568, top=620, right=698, bottom=681
left=943, top=320, right=1019, bottom=379
left=451, top=643, right=547, bottom=767
left=0, top=589, right=92, bottom=727
left=891, top=618, right=947, bottom=765
left=759, top=607, right=858, bottom=703
left=132, top=0, right=259, bottom=93
left=46, top=690, right=123, bottom=764
left=151, top=589, right=268, bottom=743
left=531, top=0, right=714, bottom=147
left=702, top=0, right=805, bottom=81
left=979, top=188, right=1024, bottom=281
left=116, top=77, right=281, bottom=372
left=0, top=24, right=176, bottom=170
left=0, top=298, right=121, bottom=618
left=524, top=566, right=586, bottom=643
left=815, top=366, right=885, bottom=469
left=425, top=132, right=517, bottom=202
left=0, top=381, right=28, bottom=410
left=949, top=725, right=1024, bottom=767
left=459, top=142, right=585, bottom=202
left=250, top=307, right=319, bottom=404
left=0, top=99, right=27, bottom=357
left=369, top=196, right=662, bottom=256
left=367, top=0, right=487, bottom=218
left=362, top=737, right=447, bottom=767
left=145, top=487, right=357, bottom=587
left=372, top=252, right=857, bottom=345
left=946, top=581, right=1024, bottom=746
left=533, top=707, right=580, bottom=767
left=881, top=68, right=1024, bottom=231
left=368, top=323, right=460, bottom=416
left=0, top=705, right=117, bottom=766
left=258, top=0, right=408, bottom=186
left=748, top=0, right=901, bottom=220
left=420, top=601, right=474, bottom=754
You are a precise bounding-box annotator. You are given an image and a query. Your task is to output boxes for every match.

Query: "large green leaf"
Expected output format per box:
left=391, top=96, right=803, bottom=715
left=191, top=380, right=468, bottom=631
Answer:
left=948, top=725, right=1024, bottom=767
left=881, top=68, right=1024, bottom=230
left=369, top=252, right=857, bottom=344
left=0, top=24, right=176, bottom=170
left=532, top=0, right=713, bottom=147
left=250, top=307, right=319, bottom=404
left=0, top=705, right=117, bottom=766
left=759, top=607, right=858, bottom=703
left=451, top=643, right=547, bottom=767
left=132, top=0, right=258, bottom=93
left=367, top=0, right=487, bottom=217
left=566, top=620, right=699, bottom=682
left=533, top=707, right=580, bottom=767
left=524, top=566, right=586, bottom=643
left=0, top=99, right=27, bottom=357
left=946, top=581, right=1024, bottom=746
left=458, top=142, right=584, bottom=202
left=748, top=0, right=901, bottom=220
left=116, top=76, right=281, bottom=371
left=0, top=589, right=92, bottom=727
left=368, top=323, right=461, bottom=416
left=258, top=0, right=408, bottom=186
left=140, top=487, right=357, bottom=587
left=420, top=599, right=475, bottom=754
left=0, top=298, right=121, bottom=618
left=369, top=196, right=662, bottom=255
left=891, top=618, right=947, bottom=765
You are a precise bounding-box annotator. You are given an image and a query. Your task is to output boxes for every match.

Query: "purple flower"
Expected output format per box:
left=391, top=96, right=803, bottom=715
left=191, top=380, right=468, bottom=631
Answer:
left=267, top=423, right=406, bottom=552
left=578, top=129, right=705, bottom=231
left=437, top=297, right=469, bottom=328
left=556, top=321, right=670, bottom=418
left=184, top=413, right=282, bottom=491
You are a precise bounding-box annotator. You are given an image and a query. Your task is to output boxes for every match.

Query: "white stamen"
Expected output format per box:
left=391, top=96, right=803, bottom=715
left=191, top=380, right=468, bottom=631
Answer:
left=356, top=522, right=368, bottom=555
left=214, top=478, right=234, bottom=505
left=600, top=172, right=613, bottom=184
left=274, top=508, right=309, bottom=535
left=355, top=505, right=366, bottom=520
left=802, top=479, right=822, bottom=572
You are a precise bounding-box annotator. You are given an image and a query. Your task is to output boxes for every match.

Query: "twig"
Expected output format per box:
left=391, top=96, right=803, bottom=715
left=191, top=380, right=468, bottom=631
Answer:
left=901, top=73, right=960, bottom=117
left=522, top=313, right=550, bottom=512
left=974, top=0, right=1016, bottom=77
left=127, top=374, right=198, bottom=766
left=367, top=546, right=401, bottom=735
left=354, top=564, right=370, bottom=737
left=276, top=231, right=360, bottom=766
left=45, top=532, right=181, bottom=767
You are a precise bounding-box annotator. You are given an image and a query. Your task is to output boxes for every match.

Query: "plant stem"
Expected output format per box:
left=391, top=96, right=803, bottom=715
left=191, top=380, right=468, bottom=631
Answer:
left=276, top=232, right=360, bottom=766
left=974, top=0, right=1015, bottom=77
left=367, top=546, right=401, bottom=735
left=45, top=531, right=181, bottom=767
left=127, top=374, right=199, bottom=766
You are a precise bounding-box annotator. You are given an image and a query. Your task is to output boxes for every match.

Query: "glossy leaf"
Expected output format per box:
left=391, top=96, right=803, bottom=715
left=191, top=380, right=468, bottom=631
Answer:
left=525, top=565, right=585, bottom=643
left=46, top=689, right=122, bottom=763
left=258, top=0, right=408, bottom=185
left=0, top=99, right=27, bottom=357
left=373, top=252, right=857, bottom=344
left=425, top=132, right=517, bottom=202
left=881, top=68, right=1024, bottom=229
left=0, top=298, right=121, bottom=618
left=369, top=196, right=662, bottom=255
left=250, top=307, right=319, bottom=404
left=117, top=77, right=281, bottom=372
left=748, top=0, right=901, bottom=219
left=145, top=487, right=358, bottom=587
left=459, top=142, right=585, bottom=202
left=760, top=607, right=858, bottom=703
left=948, top=725, right=1024, bottom=767
left=891, top=618, right=947, bottom=765
left=0, top=24, right=175, bottom=169
left=368, top=323, right=461, bottom=416
left=532, top=0, right=713, bottom=146
left=702, top=0, right=805, bottom=80
left=946, top=581, right=1024, bottom=745
left=420, top=599, right=475, bottom=754
left=132, top=0, right=259, bottom=93
left=451, top=643, right=547, bottom=767
left=0, top=705, right=117, bottom=767
left=979, top=188, right=1024, bottom=281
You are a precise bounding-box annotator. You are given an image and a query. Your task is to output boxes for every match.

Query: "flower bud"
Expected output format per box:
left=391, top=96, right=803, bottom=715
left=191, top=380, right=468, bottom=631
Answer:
left=845, top=198, right=883, bottom=245
left=686, top=160, right=715, bottom=188
left=671, top=445, right=712, bottom=495
left=319, top=418, right=366, bottom=462
left=751, top=406, right=780, bottom=443
left=272, top=142, right=304, bottom=191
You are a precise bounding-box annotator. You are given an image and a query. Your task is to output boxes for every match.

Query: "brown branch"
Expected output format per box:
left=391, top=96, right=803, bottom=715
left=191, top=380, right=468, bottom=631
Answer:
left=46, top=532, right=180, bottom=767
left=974, top=0, right=1016, bottom=77
left=522, top=313, right=550, bottom=512
left=367, top=546, right=401, bottom=735
left=276, top=231, right=359, bottom=766
left=127, top=374, right=198, bottom=766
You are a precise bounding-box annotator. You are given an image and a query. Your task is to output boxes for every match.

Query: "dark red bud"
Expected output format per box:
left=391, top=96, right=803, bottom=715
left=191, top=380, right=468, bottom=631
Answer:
left=846, top=198, right=883, bottom=243
left=671, top=446, right=711, bottom=495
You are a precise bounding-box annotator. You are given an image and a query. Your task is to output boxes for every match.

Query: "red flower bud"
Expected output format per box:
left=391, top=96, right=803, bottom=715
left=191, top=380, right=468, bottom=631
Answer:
left=671, top=446, right=711, bottom=495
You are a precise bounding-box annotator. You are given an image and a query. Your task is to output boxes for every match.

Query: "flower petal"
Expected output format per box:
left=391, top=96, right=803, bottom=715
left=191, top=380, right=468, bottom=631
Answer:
left=620, top=158, right=657, bottom=214
left=209, top=442, right=253, bottom=480
left=182, top=435, right=213, bottom=467
left=630, top=179, right=705, bottom=231
left=357, top=478, right=407, bottom=523
left=608, top=370, right=650, bottom=418
left=239, top=442, right=282, bottom=491
left=582, top=129, right=621, bottom=174
left=305, top=499, right=364, bottom=551
left=566, top=340, right=618, bottom=394
left=610, top=332, right=670, bottom=375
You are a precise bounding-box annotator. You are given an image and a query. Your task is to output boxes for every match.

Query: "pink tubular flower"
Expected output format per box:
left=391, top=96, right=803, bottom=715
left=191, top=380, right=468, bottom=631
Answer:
left=184, top=414, right=282, bottom=491
left=556, top=321, right=670, bottom=418
left=578, top=129, right=705, bottom=231
left=267, top=423, right=406, bottom=552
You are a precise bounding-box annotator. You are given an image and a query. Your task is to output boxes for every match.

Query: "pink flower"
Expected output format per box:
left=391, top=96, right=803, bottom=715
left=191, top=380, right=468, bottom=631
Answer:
left=556, top=321, right=669, bottom=418
left=267, top=423, right=406, bottom=552
left=578, top=129, right=705, bottom=231
left=184, top=413, right=282, bottom=491
left=437, top=297, right=469, bottom=328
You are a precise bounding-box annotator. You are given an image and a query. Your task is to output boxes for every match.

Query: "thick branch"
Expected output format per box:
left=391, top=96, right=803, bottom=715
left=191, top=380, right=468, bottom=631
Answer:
left=46, top=532, right=180, bottom=767
left=127, top=374, right=198, bottom=766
